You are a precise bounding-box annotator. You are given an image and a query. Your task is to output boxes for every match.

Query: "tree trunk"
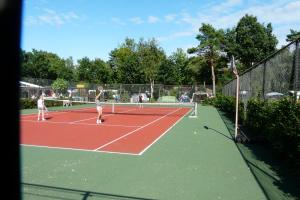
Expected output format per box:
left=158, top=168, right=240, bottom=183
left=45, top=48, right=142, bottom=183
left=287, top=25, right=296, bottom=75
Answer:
left=150, top=79, right=154, bottom=100
left=210, top=60, right=216, bottom=97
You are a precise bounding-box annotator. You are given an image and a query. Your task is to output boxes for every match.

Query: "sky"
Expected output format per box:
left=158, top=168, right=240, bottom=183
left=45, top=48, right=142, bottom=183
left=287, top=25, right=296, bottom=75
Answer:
left=21, top=0, right=300, bottom=63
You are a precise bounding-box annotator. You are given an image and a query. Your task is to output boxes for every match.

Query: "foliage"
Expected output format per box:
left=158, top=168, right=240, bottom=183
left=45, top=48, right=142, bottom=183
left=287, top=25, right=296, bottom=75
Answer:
left=51, top=78, right=69, bottom=95
left=169, top=87, right=179, bottom=97
left=188, top=23, right=225, bottom=96
left=286, top=29, right=300, bottom=42
left=137, top=38, right=166, bottom=98
left=20, top=13, right=283, bottom=90
left=235, top=14, right=278, bottom=69
left=246, top=98, right=300, bottom=160
left=137, top=38, right=165, bottom=82
left=76, top=57, right=112, bottom=84
left=20, top=98, right=37, bottom=109
left=20, top=98, right=84, bottom=109
left=108, top=38, right=143, bottom=84
left=120, top=91, right=130, bottom=102
left=202, top=94, right=244, bottom=122
left=21, top=49, right=74, bottom=80
left=206, top=95, right=300, bottom=161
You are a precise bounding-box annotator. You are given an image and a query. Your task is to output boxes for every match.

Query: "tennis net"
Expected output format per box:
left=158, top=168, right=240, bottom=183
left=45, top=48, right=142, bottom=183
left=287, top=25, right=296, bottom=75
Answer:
left=44, top=99, right=198, bottom=118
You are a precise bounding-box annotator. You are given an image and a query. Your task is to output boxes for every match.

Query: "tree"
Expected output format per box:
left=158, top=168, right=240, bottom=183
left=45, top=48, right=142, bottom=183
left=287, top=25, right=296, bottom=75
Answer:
left=94, top=58, right=112, bottom=84
left=20, top=49, right=51, bottom=79
left=76, top=57, right=94, bottom=82
left=51, top=78, right=69, bottom=97
left=76, top=57, right=112, bottom=83
left=169, top=48, right=190, bottom=84
left=137, top=38, right=166, bottom=99
left=62, top=57, right=75, bottom=81
left=20, top=49, right=75, bottom=81
left=108, top=38, right=143, bottom=84
left=286, top=29, right=300, bottom=42
left=188, top=23, right=224, bottom=96
left=235, top=14, right=277, bottom=69
left=157, top=58, right=174, bottom=85
left=187, top=56, right=210, bottom=85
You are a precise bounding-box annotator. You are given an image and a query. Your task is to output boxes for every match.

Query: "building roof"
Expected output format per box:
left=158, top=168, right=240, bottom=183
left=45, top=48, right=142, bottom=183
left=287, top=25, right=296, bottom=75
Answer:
left=20, top=81, right=44, bottom=88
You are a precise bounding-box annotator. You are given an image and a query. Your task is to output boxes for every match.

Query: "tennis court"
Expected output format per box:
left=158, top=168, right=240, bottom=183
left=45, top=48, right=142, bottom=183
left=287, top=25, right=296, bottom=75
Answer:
left=21, top=102, right=193, bottom=155
left=21, top=104, right=267, bottom=200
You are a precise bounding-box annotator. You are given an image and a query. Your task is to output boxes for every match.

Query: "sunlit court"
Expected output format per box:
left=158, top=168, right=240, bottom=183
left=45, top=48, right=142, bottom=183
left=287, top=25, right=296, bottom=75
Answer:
left=21, top=102, right=192, bottom=155
left=15, top=0, right=300, bottom=199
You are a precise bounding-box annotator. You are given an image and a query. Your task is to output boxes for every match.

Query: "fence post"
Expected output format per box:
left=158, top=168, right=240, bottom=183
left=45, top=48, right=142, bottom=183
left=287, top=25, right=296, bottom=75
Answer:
left=262, top=62, right=266, bottom=100
left=294, top=40, right=300, bottom=91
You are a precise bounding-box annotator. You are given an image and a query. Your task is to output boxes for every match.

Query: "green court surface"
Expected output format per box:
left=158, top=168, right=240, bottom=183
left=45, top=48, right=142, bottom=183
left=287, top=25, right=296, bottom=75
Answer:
left=22, top=105, right=269, bottom=200
left=157, top=96, right=178, bottom=103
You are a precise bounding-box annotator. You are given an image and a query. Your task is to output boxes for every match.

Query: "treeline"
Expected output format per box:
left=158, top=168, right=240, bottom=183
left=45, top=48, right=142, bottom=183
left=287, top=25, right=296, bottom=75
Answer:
left=21, top=40, right=216, bottom=86
left=21, top=14, right=300, bottom=92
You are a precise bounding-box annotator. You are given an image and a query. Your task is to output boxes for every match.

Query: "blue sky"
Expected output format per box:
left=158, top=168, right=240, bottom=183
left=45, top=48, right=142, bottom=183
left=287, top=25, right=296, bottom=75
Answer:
left=21, top=0, right=300, bottom=63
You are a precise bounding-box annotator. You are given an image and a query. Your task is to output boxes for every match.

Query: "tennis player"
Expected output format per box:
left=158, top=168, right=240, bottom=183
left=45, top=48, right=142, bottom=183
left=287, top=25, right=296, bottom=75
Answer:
left=37, top=95, right=47, bottom=121
left=95, top=87, right=103, bottom=124
left=138, top=93, right=143, bottom=108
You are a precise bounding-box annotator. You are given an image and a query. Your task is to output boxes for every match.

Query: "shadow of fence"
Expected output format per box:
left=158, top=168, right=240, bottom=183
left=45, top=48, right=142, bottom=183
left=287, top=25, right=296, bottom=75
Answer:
left=217, top=110, right=300, bottom=200
left=22, top=182, right=156, bottom=200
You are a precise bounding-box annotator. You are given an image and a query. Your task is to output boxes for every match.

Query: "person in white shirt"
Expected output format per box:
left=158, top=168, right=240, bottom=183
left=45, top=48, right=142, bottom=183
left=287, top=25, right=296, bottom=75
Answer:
left=37, top=95, right=47, bottom=121
left=95, top=87, right=103, bottom=124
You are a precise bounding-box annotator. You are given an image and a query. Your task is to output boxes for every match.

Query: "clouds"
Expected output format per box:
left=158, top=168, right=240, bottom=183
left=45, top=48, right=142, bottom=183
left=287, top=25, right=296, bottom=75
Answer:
left=25, top=8, right=80, bottom=27
left=157, top=31, right=194, bottom=42
left=148, top=16, right=159, bottom=24
left=129, top=17, right=143, bottom=24
left=156, top=0, right=300, bottom=47
left=164, top=14, right=177, bottom=22
left=111, top=17, right=126, bottom=26
left=211, top=0, right=242, bottom=12
left=111, top=14, right=179, bottom=25
left=23, top=0, right=300, bottom=59
left=112, top=15, right=161, bottom=25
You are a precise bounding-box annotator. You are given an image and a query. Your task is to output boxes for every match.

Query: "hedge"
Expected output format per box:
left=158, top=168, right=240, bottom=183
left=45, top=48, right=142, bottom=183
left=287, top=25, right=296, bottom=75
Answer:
left=204, top=95, right=300, bottom=160
left=202, top=94, right=245, bottom=123
left=20, top=99, right=83, bottom=109
left=246, top=98, right=300, bottom=159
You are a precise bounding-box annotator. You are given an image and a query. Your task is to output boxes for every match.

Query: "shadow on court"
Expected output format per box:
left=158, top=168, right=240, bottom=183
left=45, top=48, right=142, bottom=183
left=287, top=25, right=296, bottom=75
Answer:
left=217, top=110, right=300, bottom=200
left=203, top=125, right=234, bottom=141
left=22, top=182, right=156, bottom=200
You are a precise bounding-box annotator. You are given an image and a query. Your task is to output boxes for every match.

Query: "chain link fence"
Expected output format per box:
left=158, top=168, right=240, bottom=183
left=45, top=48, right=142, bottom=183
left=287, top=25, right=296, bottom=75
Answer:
left=222, top=38, right=300, bottom=105
left=20, top=77, right=212, bottom=103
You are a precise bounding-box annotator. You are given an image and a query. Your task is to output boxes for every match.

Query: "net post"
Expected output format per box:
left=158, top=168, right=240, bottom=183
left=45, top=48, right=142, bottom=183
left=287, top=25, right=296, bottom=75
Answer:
left=112, top=103, right=115, bottom=113
left=189, top=102, right=198, bottom=118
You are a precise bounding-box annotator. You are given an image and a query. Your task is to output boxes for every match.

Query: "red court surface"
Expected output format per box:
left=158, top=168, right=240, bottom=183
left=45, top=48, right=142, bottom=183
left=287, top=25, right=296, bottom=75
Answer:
left=21, top=106, right=190, bottom=155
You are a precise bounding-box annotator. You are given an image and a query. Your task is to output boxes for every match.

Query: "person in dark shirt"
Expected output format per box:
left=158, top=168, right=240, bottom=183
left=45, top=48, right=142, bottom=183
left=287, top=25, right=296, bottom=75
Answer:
left=138, top=93, right=143, bottom=108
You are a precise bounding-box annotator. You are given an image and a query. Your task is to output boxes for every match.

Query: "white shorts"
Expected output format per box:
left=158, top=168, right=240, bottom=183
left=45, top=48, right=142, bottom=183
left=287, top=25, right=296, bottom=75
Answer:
left=96, top=106, right=102, bottom=112
left=38, top=106, right=45, bottom=111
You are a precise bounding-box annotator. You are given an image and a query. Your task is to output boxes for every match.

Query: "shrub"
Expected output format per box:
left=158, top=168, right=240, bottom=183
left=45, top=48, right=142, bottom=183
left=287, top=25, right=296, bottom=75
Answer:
left=203, top=94, right=244, bottom=123
left=245, top=97, right=300, bottom=159
left=20, top=99, right=37, bottom=109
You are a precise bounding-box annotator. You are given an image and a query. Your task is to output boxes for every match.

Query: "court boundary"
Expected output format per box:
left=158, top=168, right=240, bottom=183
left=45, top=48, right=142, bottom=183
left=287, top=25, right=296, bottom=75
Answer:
left=21, top=107, right=190, bottom=156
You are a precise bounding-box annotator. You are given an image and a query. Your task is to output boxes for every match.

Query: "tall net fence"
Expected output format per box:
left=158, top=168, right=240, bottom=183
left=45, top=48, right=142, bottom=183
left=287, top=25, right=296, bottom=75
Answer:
left=222, top=38, right=300, bottom=104
left=20, top=77, right=212, bottom=103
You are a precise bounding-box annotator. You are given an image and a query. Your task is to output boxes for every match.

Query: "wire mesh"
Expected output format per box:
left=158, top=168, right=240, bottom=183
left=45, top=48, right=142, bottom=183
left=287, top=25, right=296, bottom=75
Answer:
left=222, top=38, right=299, bottom=103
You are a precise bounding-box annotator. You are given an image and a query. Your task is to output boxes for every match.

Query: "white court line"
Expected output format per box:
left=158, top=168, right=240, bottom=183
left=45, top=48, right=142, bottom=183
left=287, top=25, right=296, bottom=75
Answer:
left=93, top=108, right=182, bottom=151
left=21, top=119, right=141, bottom=128
left=138, top=107, right=192, bottom=155
left=21, top=144, right=139, bottom=156
left=20, top=106, right=97, bottom=119
left=69, top=108, right=137, bottom=124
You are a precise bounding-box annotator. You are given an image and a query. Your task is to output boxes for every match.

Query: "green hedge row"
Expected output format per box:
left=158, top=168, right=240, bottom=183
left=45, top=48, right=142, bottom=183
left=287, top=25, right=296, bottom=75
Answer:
left=204, top=95, right=300, bottom=160
left=202, top=94, right=245, bottom=122
left=246, top=98, right=300, bottom=159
